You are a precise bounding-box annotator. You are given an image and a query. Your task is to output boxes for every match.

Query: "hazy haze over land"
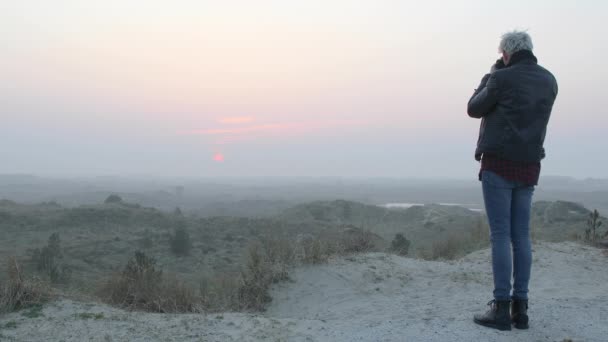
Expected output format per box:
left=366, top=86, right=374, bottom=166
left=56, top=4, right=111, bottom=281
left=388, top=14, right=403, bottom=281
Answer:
left=2, top=0, right=607, bottom=179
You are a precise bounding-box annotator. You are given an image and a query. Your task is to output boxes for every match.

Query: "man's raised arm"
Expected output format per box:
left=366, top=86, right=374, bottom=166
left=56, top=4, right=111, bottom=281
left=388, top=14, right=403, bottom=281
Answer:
left=467, top=72, right=499, bottom=118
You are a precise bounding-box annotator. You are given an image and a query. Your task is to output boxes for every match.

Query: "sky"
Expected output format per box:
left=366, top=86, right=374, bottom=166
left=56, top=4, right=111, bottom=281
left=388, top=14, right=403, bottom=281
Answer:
left=1, top=0, right=607, bottom=179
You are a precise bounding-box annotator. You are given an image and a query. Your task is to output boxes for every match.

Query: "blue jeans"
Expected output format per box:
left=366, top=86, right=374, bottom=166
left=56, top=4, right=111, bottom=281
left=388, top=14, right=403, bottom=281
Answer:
left=481, top=170, right=534, bottom=301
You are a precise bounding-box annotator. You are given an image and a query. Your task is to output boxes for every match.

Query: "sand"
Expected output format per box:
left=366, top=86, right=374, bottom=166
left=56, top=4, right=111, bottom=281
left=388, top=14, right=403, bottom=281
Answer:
left=1, top=241, right=606, bottom=342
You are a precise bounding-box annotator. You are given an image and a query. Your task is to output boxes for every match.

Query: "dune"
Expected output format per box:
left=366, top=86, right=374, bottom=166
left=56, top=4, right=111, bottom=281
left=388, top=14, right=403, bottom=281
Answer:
left=1, top=241, right=606, bottom=342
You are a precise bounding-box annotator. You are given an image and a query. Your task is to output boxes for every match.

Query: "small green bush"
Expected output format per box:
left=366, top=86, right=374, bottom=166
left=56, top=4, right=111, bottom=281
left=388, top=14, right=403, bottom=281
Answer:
left=75, top=312, right=104, bottom=320
left=31, top=233, right=71, bottom=284
left=391, top=234, right=411, bottom=256
left=4, top=320, right=17, bottom=329
left=170, top=226, right=192, bottom=256
left=104, top=194, right=123, bottom=204
left=585, top=209, right=605, bottom=243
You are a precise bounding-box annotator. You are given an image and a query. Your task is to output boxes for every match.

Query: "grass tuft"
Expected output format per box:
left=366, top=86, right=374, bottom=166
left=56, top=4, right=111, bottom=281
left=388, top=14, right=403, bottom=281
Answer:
left=0, top=257, right=52, bottom=315
left=99, top=251, right=200, bottom=313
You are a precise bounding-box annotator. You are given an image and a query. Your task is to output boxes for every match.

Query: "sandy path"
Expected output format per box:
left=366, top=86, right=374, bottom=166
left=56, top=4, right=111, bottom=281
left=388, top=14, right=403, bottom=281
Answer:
left=1, top=242, right=606, bottom=342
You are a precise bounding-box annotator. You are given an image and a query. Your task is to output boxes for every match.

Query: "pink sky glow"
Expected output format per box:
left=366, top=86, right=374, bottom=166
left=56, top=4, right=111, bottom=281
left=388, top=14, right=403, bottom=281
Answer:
left=2, top=1, right=607, bottom=177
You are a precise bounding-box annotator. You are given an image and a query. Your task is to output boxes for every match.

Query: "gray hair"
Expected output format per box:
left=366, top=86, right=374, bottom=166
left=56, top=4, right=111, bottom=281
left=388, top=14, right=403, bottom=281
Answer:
left=499, top=30, right=533, bottom=55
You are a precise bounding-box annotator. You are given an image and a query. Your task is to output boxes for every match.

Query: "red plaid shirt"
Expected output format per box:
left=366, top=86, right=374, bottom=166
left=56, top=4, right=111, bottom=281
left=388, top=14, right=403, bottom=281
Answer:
left=479, top=154, right=541, bottom=186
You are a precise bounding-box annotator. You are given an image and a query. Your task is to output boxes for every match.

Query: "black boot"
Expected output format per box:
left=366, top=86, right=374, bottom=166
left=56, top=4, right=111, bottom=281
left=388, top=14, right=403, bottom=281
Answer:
left=474, top=300, right=512, bottom=331
left=511, top=299, right=529, bottom=329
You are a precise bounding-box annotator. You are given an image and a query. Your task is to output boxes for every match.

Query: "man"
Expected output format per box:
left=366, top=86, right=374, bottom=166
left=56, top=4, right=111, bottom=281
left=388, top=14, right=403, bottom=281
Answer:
left=467, top=31, right=558, bottom=331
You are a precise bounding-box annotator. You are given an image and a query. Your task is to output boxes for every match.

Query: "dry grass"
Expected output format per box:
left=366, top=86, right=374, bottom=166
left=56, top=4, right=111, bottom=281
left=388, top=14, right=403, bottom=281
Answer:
left=0, top=257, right=52, bottom=314
left=236, top=242, right=277, bottom=311
left=296, top=228, right=381, bottom=263
left=300, top=238, right=332, bottom=264
left=421, top=219, right=490, bottom=260
left=199, top=237, right=327, bottom=312
left=199, top=272, right=241, bottom=312
left=338, top=229, right=378, bottom=254
left=99, top=252, right=200, bottom=313
left=99, top=228, right=379, bottom=313
left=425, top=235, right=463, bottom=260
left=199, top=230, right=379, bottom=312
left=99, top=245, right=286, bottom=313
left=261, top=238, right=295, bottom=264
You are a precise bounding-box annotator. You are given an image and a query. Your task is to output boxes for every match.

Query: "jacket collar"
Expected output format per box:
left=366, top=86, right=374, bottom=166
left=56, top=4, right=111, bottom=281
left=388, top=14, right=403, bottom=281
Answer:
left=508, top=49, right=538, bottom=66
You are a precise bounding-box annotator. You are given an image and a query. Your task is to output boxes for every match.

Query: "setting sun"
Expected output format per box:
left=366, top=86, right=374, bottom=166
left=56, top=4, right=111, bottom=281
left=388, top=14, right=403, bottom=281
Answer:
left=213, top=153, right=225, bottom=163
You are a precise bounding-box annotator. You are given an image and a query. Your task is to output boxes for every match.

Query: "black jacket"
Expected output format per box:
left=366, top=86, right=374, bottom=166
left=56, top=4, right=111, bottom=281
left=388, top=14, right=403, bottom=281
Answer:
left=468, top=50, right=558, bottom=162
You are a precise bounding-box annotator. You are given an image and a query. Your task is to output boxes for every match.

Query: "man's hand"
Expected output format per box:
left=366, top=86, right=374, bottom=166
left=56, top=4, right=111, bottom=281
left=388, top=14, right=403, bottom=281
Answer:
left=490, top=59, right=506, bottom=73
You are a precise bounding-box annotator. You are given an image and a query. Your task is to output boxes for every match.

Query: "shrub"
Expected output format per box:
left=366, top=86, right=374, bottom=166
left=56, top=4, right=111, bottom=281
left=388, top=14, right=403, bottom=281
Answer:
left=585, top=209, right=605, bottom=243
left=237, top=237, right=301, bottom=311
left=391, top=233, right=411, bottom=256
left=170, top=225, right=192, bottom=256
left=237, top=243, right=274, bottom=311
left=196, top=230, right=381, bottom=313
left=31, top=233, right=71, bottom=284
left=235, top=231, right=378, bottom=311
left=199, top=238, right=299, bottom=312
left=100, top=251, right=199, bottom=313
left=47, top=233, right=62, bottom=258
left=125, top=251, right=163, bottom=283
left=104, top=194, right=123, bottom=204
left=339, top=229, right=378, bottom=253
left=0, top=257, right=52, bottom=314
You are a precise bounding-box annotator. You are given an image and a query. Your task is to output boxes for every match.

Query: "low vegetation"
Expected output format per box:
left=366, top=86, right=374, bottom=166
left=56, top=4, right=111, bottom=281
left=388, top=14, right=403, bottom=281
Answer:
left=2, top=197, right=601, bottom=317
left=584, top=209, right=606, bottom=244
left=236, top=242, right=279, bottom=310
left=420, top=218, right=489, bottom=260
left=0, top=257, right=52, bottom=314
left=75, top=312, right=104, bottom=320
left=31, top=233, right=71, bottom=284
left=391, top=234, right=411, bottom=256
left=99, top=251, right=198, bottom=313
left=100, top=227, right=382, bottom=313
left=170, top=225, right=192, bottom=256
left=104, top=194, right=123, bottom=204
left=237, top=228, right=383, bottom=311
